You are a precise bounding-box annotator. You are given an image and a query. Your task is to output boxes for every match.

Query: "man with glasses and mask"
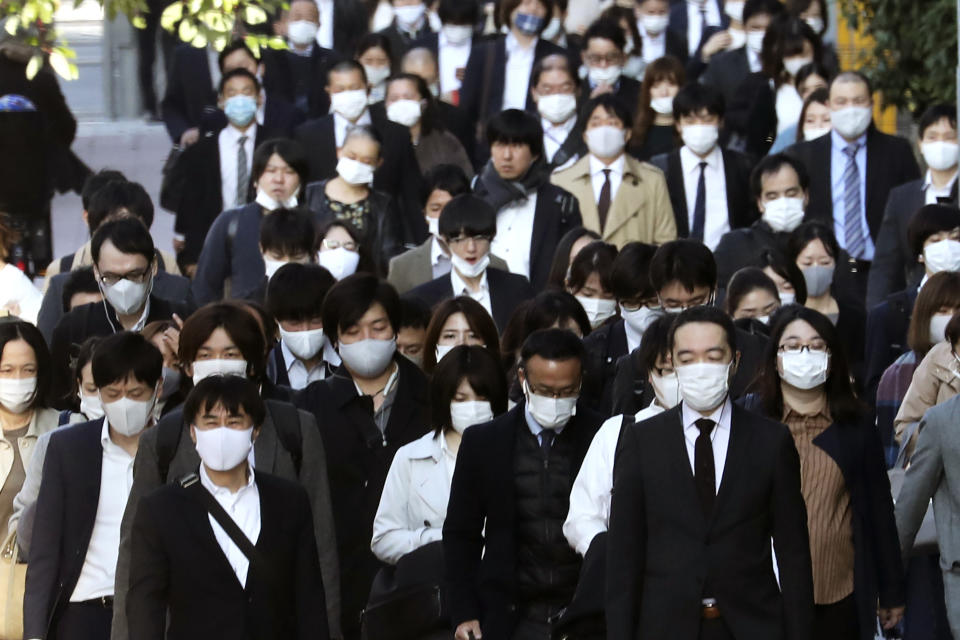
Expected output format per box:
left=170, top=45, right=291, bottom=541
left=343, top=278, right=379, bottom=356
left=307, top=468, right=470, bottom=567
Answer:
left=444, top=328, right=603, bottom=640
left=49, top=218, right=192, bottom=405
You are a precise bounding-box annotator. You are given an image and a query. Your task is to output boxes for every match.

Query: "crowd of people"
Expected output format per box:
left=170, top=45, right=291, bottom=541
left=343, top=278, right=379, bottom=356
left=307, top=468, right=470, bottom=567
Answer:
left=0, top=0, right=959, bottom=639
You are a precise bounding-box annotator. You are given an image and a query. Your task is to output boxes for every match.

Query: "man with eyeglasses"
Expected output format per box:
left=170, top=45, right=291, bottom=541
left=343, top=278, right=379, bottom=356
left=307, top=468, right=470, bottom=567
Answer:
left=444, top=328, right=604, bottom=640
left=49, top=218, right=192, bottom=405
left=581, top=19, right=641, bottom=119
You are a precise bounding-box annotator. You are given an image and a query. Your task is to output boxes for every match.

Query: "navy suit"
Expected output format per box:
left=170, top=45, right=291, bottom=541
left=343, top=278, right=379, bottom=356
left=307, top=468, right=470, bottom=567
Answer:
left=405, top=267, right=535, bottom=331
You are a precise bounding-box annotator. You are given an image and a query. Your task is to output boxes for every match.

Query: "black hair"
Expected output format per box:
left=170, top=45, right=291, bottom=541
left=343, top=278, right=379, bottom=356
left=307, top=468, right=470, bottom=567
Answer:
left=266, top=263, right=336, bottom=322
left=759, top=249, right=807, bottom=304
left=438, top=194, right=497, bottom=239
left=218, top=39, right=259, bottom=71
left=830, top=70, right=872, bottom=96
left=327, top=58, right=368, bottom=85
left=761, top=16, right=821, bottom=84
left=399, top=296, right=432, bottom=330
left=795, top=87, right=829, bottom=143
left=724, top=267, right=780, bottom=315
left=91, top=217, right=156, bottom=266
left=649, top=240, right=717, bottom=292
left=387, top=72, right=443, bottom=135
left=86, top=180, right=154, bottom=232
left=91, top=331, right=163, bottom=389
left=251, top=139, right=309, bottom=191
left=786, top=0, right=828, bottom=34
left=523, top=290, right=592, bottom=339
left=609, top=242, right=658, bottom=301
left=317, top=219, right=377, bottom=275
left=356, top=32, right=395, bottom=68
left=178, top=303, right=267, bottom=382
left=547, top=226, right=602, bottom=288
left=420, top=164, right=471, bottom=206
left=583, top=17, right=626, bottom=52
left=217, top=67, right=261, bottom=95
left=668, top=305, right=738, bottom=355
left=793, top=60, right=831, bottom=92
left=566, top=241, right=618, bottom=294
left=259, top=208, right=318, bottom=257
left=322, top=273, right=401, bottom=343
left=673, top=81, right=725, bottom=120
left=520, top=327, right=586, bottom=367
left=750, top=153, right=810, bottom=199
left=743, top=0, right=785, bottom=24
left=430, top=345, right=507, bottom=435
left=68, top=336, right=101, bottom=406
left=636, top=314, right=674, bottom=374
left=438, top=0, right=479, bottom=25
left=583, top=92, right=634, bottom=131
left=61, top=267, right=100, bottom=313
left=787, top=221, right=839, bottom=264
left=946, top=311, right=960, bottom=347
left=498, top=0, right=555, bottom=33
left=0, top=321, right=53, bottom=410
left=81, top=170, right=125, bottom=211
left=530, top=54, right=580, bottom=90
left=918, top=104, right=958, bottom=139
left=907, top=204, right=960, bottom=258
left=422, top=296, right=502, bottom=373
left=486, top=108, right=544, bottom=158
left=184, top=375, right=266, bottom=427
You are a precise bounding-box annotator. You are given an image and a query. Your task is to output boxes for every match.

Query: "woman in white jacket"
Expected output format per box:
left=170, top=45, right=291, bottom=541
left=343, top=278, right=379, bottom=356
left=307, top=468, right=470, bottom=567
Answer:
left=372, top=345, right=508, bottom=564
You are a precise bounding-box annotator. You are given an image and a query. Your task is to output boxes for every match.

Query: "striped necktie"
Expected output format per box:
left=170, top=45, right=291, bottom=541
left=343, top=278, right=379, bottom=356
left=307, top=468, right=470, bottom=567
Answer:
left=842, top=143, right=865, bottom=259
left=236, top=135, right=249, bottom=207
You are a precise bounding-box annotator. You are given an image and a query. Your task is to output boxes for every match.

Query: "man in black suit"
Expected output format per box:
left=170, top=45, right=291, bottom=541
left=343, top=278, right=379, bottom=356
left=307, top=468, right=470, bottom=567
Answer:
left=581, top=19, right=641, bottom=121
left=529, top=55, right=586, bottom=170
left=866, top=103, right=960, bottom=308
left=127, top=376, right=328, bottom=640
left=473, top=109, right=582, bottom=292
left=401, top=47, right=476, bottom=160
left=606, top=305, right=814, bottom=640
left=650, top=83, right=756, bottom=252
left=667, top=0, right=728, bottom=60
left=412, top=0, right=478, bottom=102
left=636, top=0, right=688, bottom=65
left=785, top=71, right=921, bottom=302
left=444, top=328, right=604, bottom=640
left=378, top=0, right=435, bottom=64
left=24, top=332, right=163, bottom=640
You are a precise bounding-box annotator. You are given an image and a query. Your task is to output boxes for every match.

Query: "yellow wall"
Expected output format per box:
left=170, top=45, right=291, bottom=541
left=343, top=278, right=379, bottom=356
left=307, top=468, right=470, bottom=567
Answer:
left=834, top=4, right=897, bottom=133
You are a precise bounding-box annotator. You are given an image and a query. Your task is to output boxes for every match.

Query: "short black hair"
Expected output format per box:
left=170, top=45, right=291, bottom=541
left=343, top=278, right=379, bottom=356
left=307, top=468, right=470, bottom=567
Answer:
left=438, top=0, right=479, bottom=23
left=918, top=104, right=958, bottom=139
left=399, top=296, right=431, bottom=330
left=787, top=221, right=839, bottom=264
left=421, top=164, right=471, bottom=206
left=486, top=109, right=544, bottom=158
left=0, top=321, right=53, bottom=410
left=266, top=263, right=336, bottom=322
left=750, top=153, right=810, bottom=199
left=91, top=331, right=163, bottom=388
left=724, top=267, right=780, bottom=315
left=67, top=336, right=101, bottom=404
left=583, top=17, right=626, bottom=52
left=259, top=208, right=317, bottom=256
left=438, top=194, right=497, bottom=239
left=322, top=273, right=401, bottom=343
left=743, top=0, right=785, bottom=24
left=649, top=240, right=717, bottom=293
left=327, top=58, right=367, bottom=85
left=609, top=242, right=657, bottom=300
left=907, top=204, right=960, bottom=258
left=251, top=139, right=309, bottom=191
left=86, top=180, right=154, bottom=232
left=184, top=375, right=266, bottom=427
left=636, top=314, right=674, bottom=374
left=218, top=67, right=261, bottom=95
left=218, top=39, right=259, bottom=71
left=583, top=93, right=634, bottom=131
left=547, top=227, right=602, bottom=288
left=567, top=241, right=618, bottom=294
left=673, top=81, right=725, bottom=120
left=520, top=327, right=587, bottom=368
left=91, top=217, right=156, bottom=266
left=61, top=267, right=100, bottom=313
left=356, top=32, right=394, bottom=66
left=669, top=305, right=738, bottom=355
left=530, top=54, right=580, bottom=90
left=430, top=345, right=507, bottom=435
left=793, top=60, right=831, bottom=92
left=81, top=170, right=125, bottom=211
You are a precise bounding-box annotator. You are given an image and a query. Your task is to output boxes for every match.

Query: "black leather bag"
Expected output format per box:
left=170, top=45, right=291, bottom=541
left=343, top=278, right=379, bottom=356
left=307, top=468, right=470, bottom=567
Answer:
left=361, top=542, right=447, bottom=640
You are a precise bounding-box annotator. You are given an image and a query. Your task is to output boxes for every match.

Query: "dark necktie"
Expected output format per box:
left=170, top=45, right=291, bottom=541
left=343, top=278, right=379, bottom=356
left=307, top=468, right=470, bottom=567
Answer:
left=236, top=135, right=249, bottom=207
left=691, top=161, right=707, bottom=241
left=539, top=430, right=554, bottom=457
left=694, top=418, right=716, bottom=516
left=597, top=168, right=612, bottom=231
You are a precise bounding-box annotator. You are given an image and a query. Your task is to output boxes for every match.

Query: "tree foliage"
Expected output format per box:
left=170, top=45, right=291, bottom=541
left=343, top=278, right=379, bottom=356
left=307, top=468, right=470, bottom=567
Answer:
left=839, top=0, right=957, bottom=115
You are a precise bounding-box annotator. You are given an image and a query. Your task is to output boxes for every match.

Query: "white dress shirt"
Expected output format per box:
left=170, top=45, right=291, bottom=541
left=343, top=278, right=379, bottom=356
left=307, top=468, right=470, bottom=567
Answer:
left=589, top=154, right=625, bottom=207
left=219, top=123, right=257, bottom=210
left=639, top=26, right=666, bottom=63
left=775, top=84, right=803, bottom=134
left=333, top=109, right=373, bottom=148
left=0, top=264, right=42, bottom=325
left=207, top=48, right=222, bottom=88
left=450, top=267, right=493, bottom=318
left=746, top=46, right=762, bottom=73
left=686, top=0, right=723, bottom=55
left=543, top=116, right=577, bottom=164
left=680, top=397, right=732, bottom=493
left=280, top=340, right=332, bottom=390
left=503, top=32, right=537, bottom=111
left=924, top=169, right=959, bottom=205
left=70, top=419, right=135, bottom=602
left=430, top=235, right=452, bottom=279
left=679, top=144, right=729, bottom=250
left=200, top=463, right=261, bottom=587
left=490, top=192, right=538, bottom=278
left=315, top=0, right=334, bottom=49
left=438, top=30, right=472, bottom=95
left=829, top=129, right=875, bottom=260
left=563, top=401, right=665, bottom=556
left=623, top=316, right=644, bottom=354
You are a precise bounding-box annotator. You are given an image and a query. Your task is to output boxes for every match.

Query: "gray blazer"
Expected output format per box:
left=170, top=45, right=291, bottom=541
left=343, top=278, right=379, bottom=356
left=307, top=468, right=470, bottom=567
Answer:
left=895, top=393, right=960, bottom=573
left=387, top=237, right=510, bottom=295
left=111, top=402, right=342, bottom=640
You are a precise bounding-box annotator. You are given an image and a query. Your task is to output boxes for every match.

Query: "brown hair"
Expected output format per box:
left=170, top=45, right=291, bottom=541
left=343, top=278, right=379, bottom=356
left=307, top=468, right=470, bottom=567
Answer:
left=795, top=87, right=828, bottom=143
left=907, top=271, right=960, bottom=356
left=422, top=297, right=501, bottom=374
left=631, top=56, right=685, bottom=147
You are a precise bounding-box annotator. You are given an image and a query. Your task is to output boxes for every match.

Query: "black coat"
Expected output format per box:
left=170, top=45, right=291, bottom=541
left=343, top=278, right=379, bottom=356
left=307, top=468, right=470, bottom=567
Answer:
left=863, top=287, right=918, bottom=407
left=378, top=21, right=434, bottom=67
left=667, top=0, right=729, bottom=63
left=261, top=45, right=341, bottom=118
left=713, top=220, right=791, bottom=291
left=726, top=71, right=778, bottom=157
left=581, top=319, right=628, bottom=415
left=442, top=402, right=604, bottom=639
left=202, top=94, right=307, bottom=139
left=699, top=47, right=751, bottom=121
left=160, top=43, right=218, bottom=143
left=127, top=470, right=328, bottom=640
left=328, top=0, right=370, bottom=57
left=606, top=403, right=814, bottom=640
left=405, top=267, right=535, bottom=331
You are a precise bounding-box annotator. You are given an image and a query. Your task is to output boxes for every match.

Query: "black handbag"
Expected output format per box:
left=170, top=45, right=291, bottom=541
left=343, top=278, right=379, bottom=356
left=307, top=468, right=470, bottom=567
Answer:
left=159, top=145, right=184, bottom=212
left=361, top=542, right=447, bottom=640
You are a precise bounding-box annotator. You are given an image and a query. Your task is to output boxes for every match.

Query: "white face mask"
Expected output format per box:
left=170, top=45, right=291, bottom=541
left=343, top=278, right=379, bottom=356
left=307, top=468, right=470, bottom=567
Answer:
left=585, top=126, right=626, bottom=158
left=0, top=377, right=36, bottom=414
left=537, top=93, right=577, bottom=124
left=362, top=65, right=391, bottom=88
left=317, top=247, right=361, bottom=280
left=588, top=64, right=622, bottom=86
left=336, top=156, right=376, bottom=185
left=831, top=106, right=872, bottom=140
left=676, top=362, right=731, bottom=412
left=262, top=257, right=288, bottom=280
left=762, top=196, right=806, bottom=233
left=435, top=343, right=455, bottom=363
left=194, top=425, right=254, bottom=472
left=442, top=24, right=473, bottom=45
left=279, top=326, right=327, bottom=361
left=425, top=216, right=440, bottom=236
left=640, top=14, right=669, bottom=35
left=79, top=392, right=105, bottom=420
left=338, top=338, right=396, bottom=378
left=779, top=291, right=796, bottom=306
left=541, top=16, right=562, bottom=40
left=650, top=95, right=674, bottom=115
left=191, top=359, right=249, bottom=385
left=779, top=349, right=829, bottom=390
left=451, top=252, right=489, bottom=279
left=254, top=187, right=298, bottom=212
left=727, top=27, right=746, bottom=50
left=681, top=123, right=719, bottom=156
left=523, top=379, right=578, bottom=430
left=288, top=20, right=319, bottom=46
left=803, top=126, right=831, bottom=141
left=930, top=313, right=953, bottom=343
left=648, top=371, right=680, bottom=409
left=102, top=392, right=156, bottom=437
left=745, top=30, right=765, bottom=54
left=924, top=239, right=960, bottom=274
left=804, top=16, right=824, bottom=34
left=101, top=277, right=151, bottom=316
left=394, top=2, right=426, bottom=28
left=575, top=295, right=617, bottom=329
left=921, top=141, right=960, bottom=172
left=330, top=88, right=369, bottom=120
left=783, top=56, right=813, bottom=77
left=449, top=400, right=493, bottom=434
left=386, top=99, right=422, bottom=127
left=620, top=304, right=661, bottom=334
left=724, top=0, right=745, bottom=21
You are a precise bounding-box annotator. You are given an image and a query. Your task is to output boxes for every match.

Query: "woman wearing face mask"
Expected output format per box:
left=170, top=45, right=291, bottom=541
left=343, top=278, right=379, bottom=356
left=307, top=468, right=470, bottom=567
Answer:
left=57, top=337, right=103, bottom=425
left=759, top=248, right=808, bottom=307
left=785, top=0, right=840, bottom=73
left=384, top=73, right=473, bottom=178
left=304, top=126, right=403, bottom=276
left=317, top=220, right=374, bottom=281
left=545, top=226, right=602, bottom=289
left=725, top=267, right=782, bottom=334
left=566, top=241, right=619, bottom=330
left=751, top=306, right=905, bottom=640
left=144, top=320, right=186, bottom=418
left=356, top=34, right=395, bottom=103
left=628, top=55, right=684, bottom=161
left=258, top=207, right=320, bottom=284
left=421, top=297, right=500, bottom=373
left=768, top=63, right=831, bottom=153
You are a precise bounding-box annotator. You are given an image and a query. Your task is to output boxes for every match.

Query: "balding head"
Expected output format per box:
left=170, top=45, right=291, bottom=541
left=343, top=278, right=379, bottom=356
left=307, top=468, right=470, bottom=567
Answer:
left=401, top=48, right=439, bottom=85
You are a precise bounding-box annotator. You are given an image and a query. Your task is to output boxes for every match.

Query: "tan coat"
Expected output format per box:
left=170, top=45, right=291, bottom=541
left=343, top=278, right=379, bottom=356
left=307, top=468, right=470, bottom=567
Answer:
left=551, top=154, right=677, bottom=248
left=894, top=341, right=960, bottom=456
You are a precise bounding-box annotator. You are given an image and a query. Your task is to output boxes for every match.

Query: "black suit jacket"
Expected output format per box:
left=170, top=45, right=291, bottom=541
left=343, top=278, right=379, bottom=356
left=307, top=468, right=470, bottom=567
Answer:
left=650, top=147, right=757, bottom=238
left=699, top=47, right=750, bottom=114
left=784, top=127, right=921, bottom=243
left=443, top=402, right=604, bottom=638
left=605, top=403, right=814, bottom=640
left=378, top=20, right=434, bottom=67
left=161, top=44, right=217, bottom=143
left=667, top=0, right=729, bottom=62
left=405, top=267, right=535, bottom=331
left=127, top=470, right=328, bottom=640
left=329, top=0, right=370, bottom=56
left=525, top=183, right=583, bottom=292
left=581, top=319, right=628, bottom=414
left=713, top=220, right=790, bottom=291
left=262, top=45, right=340, bottom=118
left=202, top=94, right=306, bottom=139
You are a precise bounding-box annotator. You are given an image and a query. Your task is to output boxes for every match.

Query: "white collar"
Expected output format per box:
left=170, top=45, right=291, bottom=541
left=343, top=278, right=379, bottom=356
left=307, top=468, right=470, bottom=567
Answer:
left=680, top=144, right=720, bottom=172
left=542, top=115, right=577, bottom=136
left=923, top=169, right=959, bottom=192
left=831, top=128, right=867, bottom=151
left=681, top=397, right=731, bottom=431
left=199, top=461, right=257, bottom=496
left=333, top=109, right=372, bottom=128
left=430, top=235, right=450, bottom=266
left=222, top=122, right=257, bottom=143
left=505, top=32, right=537, bottom=57
left=288, top=42, right=315, bottom=57
left=589, top=153, right=625, bottom=177
left=450, top=265, right=489, bottom=295
left=439, top=30, right=471, bottom=49
left=352, top=361, right=400, bottom=398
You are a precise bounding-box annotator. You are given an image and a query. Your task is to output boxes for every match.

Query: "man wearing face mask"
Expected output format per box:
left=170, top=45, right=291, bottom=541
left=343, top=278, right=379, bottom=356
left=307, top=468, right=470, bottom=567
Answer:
left=580, top=20, right=641, bottom=117
left=606, top=305, right=814, bottom=640
left=379, top=0, right=435, bottom=63
left=554, top=95, right=676, bottom=247
left=444, top=329, right=603, bottom=640
left=49, top=219, right=191, bottom=407
left=635, top=0, right=686, bottom=65
left=24, top=333, right=161, bottom=640
left=529, top=55, right=584, bottom=169
left=412, top=0, right=477, bottom=102
left=666, top=0, right=728, bottom=60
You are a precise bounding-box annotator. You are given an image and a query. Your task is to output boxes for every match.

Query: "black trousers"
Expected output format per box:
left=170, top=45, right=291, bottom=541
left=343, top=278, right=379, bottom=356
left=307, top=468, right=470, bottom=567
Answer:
left=52, top=602, right=112, bottom=640
left=698, top=617, right=735, bottom=640
left=135, top=0, right=178, bottom=114
left=813, top=593, right=860, bottom=640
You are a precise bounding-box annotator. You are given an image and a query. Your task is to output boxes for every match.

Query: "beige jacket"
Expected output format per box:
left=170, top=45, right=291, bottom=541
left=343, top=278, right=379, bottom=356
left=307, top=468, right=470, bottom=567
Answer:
left=0, top=407, right=60, bottom=494
left=894, top=341, right=960, bottom=455
left=551, top=154, right=677, bottom=248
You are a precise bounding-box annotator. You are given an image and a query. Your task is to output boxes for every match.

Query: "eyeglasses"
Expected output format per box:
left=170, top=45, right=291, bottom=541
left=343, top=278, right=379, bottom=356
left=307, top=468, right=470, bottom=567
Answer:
left=620, top=299, right=661, bottom=313
left=778, top=343, right=829, bottom=354
left=447, top=234, right=493, bottom=246
left=584, top=53, right=622, bottom=66
left=658, top=295, right=713, bottom=311
left=322, top=239, right=358, bottom=251
left=525, top=381, right=581, bottom=399
left=97, top=268, right=151, bottom=286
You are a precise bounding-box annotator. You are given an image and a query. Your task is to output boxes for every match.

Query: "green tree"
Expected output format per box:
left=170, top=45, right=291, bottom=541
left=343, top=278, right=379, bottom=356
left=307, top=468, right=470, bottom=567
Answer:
left=839, top=0, right=957, bottom=115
